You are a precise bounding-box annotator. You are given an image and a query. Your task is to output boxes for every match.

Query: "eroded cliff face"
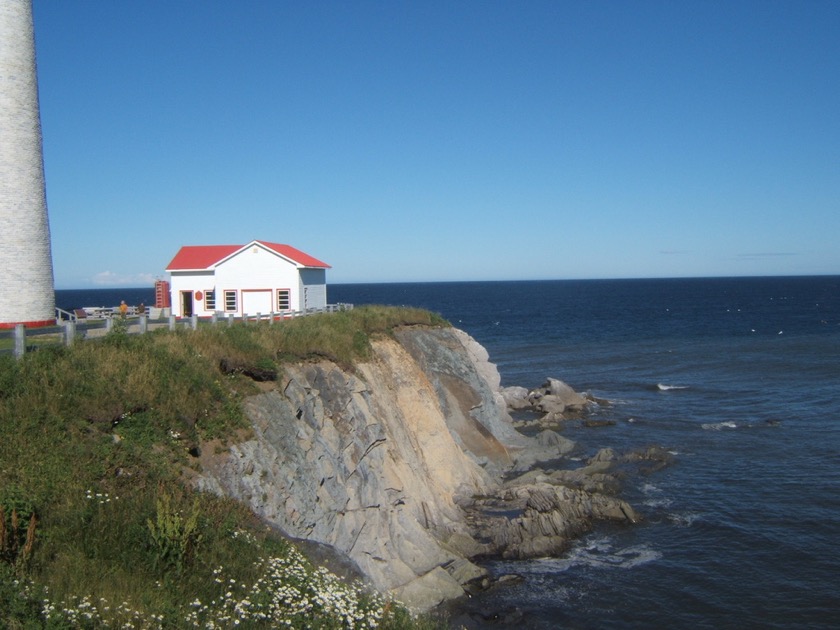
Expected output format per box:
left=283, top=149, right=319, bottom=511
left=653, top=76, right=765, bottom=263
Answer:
left=196, top=328, right=510, bottom=607
left=194, top=326, right=641, bottom=610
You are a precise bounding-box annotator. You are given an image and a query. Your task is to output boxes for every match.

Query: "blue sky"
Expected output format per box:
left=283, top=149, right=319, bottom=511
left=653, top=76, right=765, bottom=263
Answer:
left=31, top=0, right=840, bottom=288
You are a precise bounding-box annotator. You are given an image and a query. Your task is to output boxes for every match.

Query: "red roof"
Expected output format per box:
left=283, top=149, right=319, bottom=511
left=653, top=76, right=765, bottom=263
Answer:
left=166, top=240, right=330, bottom=271
left=166, top=245, right=240, bottom=271
left=256, top=241, right=331, bottom=268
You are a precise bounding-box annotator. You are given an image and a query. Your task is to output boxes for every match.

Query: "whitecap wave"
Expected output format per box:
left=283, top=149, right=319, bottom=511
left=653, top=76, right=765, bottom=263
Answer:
left=701, top=421, right=737, bottom=430
left=641, top=483, right=673, bottom=508
left=579, top=543, right=663, bottom=569
left=511, top=537, right=663, bottom=574
left=668, top=512, right=701, bottom=527
left=657, top=383, right=689, bottom=391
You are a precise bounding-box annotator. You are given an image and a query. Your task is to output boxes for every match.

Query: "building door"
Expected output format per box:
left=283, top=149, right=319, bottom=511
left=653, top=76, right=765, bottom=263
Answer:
left=242, top=289, right=272, bottom=316
left=181, top=291, right=193, bottom=317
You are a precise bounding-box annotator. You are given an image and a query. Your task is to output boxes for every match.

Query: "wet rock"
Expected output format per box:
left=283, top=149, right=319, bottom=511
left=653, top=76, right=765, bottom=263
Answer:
left=583, top=419, right=617, bottom=428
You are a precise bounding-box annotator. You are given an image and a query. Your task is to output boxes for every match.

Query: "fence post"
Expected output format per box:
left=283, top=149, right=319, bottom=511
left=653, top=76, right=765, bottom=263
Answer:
left=139, top=314, right=148, bottom=334
left=169, top=315, right=176, bottom=331
left=269, top=311, right=275, bottom=325
left=64, top=320, right=76, bottom=346
left=105, top=318, right=113, bottom=333
left=211, top=312, right=218, bottom=326
left=14, top=324, right=25, bottom=359
left=227, top=314, right=234, bottom=327
left=190, top=314, right=198, bottom=330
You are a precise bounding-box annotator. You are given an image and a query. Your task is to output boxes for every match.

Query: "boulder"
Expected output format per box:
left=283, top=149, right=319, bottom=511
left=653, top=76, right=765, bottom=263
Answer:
left=502, top=378, right=593, bottom=425
left=500, top=386, right=530, bottom=410
left=445, top=557, right=488, bottom=586
left=391, top=566, right=466, bottom=612
left=468, top=482, right=638, bottom=560
left=536, top=429, right=575, bottom=453
left=541, top=378, right=589, bottom=410
left=510, top=430, right=576, bottom=472
left=534, top=394, right=567, bottom=415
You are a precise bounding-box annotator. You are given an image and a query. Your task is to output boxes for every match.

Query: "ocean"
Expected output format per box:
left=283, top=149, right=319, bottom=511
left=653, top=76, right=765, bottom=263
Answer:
left=57, top=277, right=840, bottom=628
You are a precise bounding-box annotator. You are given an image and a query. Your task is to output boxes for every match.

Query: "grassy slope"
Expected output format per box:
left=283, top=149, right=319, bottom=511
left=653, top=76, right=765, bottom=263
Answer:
left=0, top=306, right=448, bottom=628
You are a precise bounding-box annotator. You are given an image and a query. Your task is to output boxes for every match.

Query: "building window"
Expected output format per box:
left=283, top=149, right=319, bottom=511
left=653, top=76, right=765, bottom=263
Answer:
left=277, top=289, right=290, bottom=311
left=224, top=290, right=237, bottom=312
left=205, top=290, right=216, bottom=310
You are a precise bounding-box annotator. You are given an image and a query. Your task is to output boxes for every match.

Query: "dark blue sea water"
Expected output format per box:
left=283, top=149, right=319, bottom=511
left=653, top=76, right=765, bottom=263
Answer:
left=55, top=288, right=158, bottom=313
left=57, top=277, right=840, bottom=628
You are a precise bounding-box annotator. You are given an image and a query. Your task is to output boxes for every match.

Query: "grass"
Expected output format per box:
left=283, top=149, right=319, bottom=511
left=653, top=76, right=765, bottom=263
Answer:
left=0, top=328, right=65, bottom=353
left=0, top=306, right=450, bottom=628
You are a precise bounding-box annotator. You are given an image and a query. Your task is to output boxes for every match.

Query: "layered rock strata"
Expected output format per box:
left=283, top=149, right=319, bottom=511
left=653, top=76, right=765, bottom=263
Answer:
left=195, top=327, right=653, bottom=610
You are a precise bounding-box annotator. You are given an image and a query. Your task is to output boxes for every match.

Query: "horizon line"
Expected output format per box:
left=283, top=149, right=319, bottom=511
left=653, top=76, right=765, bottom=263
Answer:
left=54, top=272, right=840, bottom=291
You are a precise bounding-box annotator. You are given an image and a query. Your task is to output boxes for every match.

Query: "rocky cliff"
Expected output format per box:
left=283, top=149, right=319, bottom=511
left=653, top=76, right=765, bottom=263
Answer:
left=195, top=326, right=647, bottom=610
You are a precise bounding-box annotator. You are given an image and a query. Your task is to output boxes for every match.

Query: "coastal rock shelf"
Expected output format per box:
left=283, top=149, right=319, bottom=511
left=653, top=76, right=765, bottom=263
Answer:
left=195, top=326, right=663, bottom=610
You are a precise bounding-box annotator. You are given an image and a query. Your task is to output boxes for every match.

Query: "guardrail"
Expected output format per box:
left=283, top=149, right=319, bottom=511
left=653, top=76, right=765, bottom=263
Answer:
left=1, top=304, right=353, bottom=359
left=55, top=305, right=167, bottom=322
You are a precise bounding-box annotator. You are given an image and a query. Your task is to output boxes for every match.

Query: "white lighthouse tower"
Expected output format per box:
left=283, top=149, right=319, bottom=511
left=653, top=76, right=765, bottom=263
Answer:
left=0, top=0, right=55, bottom=328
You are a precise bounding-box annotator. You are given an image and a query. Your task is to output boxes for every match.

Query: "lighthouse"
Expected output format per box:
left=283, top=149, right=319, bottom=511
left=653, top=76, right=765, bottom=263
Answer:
left=0, top=0, right=55, bottom=328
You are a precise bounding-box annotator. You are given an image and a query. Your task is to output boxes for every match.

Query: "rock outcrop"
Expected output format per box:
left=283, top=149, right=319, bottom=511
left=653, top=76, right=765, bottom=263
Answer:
left=502, top=377, right=613, bottom=429
left=195, top=326, right=655, bottom=610
left=470, top=482, right=638, bottom=559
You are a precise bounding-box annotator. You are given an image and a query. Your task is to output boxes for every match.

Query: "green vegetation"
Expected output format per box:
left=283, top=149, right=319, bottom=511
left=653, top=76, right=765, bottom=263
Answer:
left=0, top=327, right=66, bottom=353
left=0, top=306, right=449, bottom=628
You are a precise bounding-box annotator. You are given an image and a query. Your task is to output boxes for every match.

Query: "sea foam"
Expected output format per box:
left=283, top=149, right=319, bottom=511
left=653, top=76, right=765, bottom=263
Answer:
left=701, top=421, right=737, bottom=430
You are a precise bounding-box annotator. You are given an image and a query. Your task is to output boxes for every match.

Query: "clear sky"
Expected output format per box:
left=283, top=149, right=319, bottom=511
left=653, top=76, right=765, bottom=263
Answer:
left=31, top=0, right=840, bottom=288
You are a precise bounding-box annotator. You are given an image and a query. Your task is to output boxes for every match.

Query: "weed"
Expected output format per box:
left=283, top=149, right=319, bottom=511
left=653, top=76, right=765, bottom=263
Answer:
left=147, top=490, right=202, bottom=574
left=0, top=502, right=37, bottom=573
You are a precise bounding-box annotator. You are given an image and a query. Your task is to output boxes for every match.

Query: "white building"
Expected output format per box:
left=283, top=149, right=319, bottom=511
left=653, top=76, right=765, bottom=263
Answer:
left=165, top=240, right=330, bottom=318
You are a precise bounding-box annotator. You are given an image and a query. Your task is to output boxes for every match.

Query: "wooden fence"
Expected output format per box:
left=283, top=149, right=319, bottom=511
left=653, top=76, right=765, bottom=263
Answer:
left=1, top=304, right=353, bottom=359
